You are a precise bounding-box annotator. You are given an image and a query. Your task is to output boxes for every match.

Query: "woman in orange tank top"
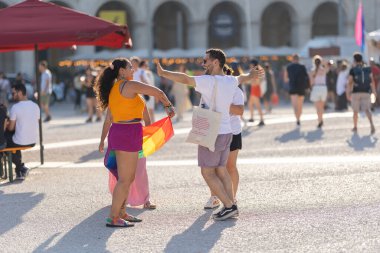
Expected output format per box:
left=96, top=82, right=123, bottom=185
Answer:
left=94, top=58, right=175, bottom=228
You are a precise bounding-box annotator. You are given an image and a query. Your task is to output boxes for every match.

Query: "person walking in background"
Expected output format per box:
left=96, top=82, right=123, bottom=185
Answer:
left=139, top=60, right=156, bottom=122
left=347, top=52, right=377, bottom=134
left=336, top=62, right=349, bottom=111
left=83, top=67, right=102, bottom=123
left=309, top=55, right=328, bottom=128
left=171, top=64, right=192, bottom=122
left=248, top=59, right=265, bottom=126
left=73, top=72, right=83, bottom=111
left=262, top=62, right=277, bottom=114
left=96, top=58, right=174, bottom=228
left=39, top=61, right=52, bottom=122
left=285, top=54, right=309, bottom=126
left=0, top=72, right=10, bottom=107
left=6, top=84, right=40, bottom=180
left=369, top=58, right=380, bottom=107
left=326, top=60, right=337, bottom=109
left=156, top=48, right=263, bottom=221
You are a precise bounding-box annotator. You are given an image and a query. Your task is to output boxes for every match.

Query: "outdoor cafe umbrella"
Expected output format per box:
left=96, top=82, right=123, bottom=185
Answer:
left=0, top=0, right=132, bottom=164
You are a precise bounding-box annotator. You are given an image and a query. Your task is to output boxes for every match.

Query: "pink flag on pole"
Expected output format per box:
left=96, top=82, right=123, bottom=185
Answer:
left=355, top=1, right=365, bottom=52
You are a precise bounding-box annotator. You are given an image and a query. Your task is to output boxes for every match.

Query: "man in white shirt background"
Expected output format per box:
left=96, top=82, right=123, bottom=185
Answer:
left=7, top=84, right=40, bottom=180
left=39, top=60, right=52, bottom=122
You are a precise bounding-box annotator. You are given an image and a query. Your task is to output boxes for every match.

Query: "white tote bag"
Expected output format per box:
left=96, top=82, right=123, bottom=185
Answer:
left=186, top=78, right=221, bottom=151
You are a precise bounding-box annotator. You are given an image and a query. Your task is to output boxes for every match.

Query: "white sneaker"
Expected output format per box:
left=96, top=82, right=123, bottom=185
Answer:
left=204, top=196, right=220, bottom=209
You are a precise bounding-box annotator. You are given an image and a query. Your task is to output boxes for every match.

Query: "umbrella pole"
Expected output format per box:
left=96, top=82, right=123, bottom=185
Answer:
left=35, top=44, right=44, bottom=165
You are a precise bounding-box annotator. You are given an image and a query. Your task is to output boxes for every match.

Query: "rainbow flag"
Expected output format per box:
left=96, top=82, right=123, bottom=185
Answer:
left=355, top=1, right=365, bottom=53
left=105, top=117, right=174, bottom=171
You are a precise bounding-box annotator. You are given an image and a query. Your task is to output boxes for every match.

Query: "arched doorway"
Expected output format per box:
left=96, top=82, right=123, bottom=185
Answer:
left=261, top=2, right=295, bottom=47
left=0, top=2, right=16, bottom=73
left=208, top=2, right=242, bottom=48
left=312, top=2, right=340, bottom=37
left=44, top=1, right=75, bottom=70
left=153, top=1, right=188, bottom=49
left=96, top=1, right=132, bottom=52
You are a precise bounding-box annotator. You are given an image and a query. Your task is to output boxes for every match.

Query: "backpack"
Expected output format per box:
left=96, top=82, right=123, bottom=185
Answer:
left=352, top=66, right=372, bottom=93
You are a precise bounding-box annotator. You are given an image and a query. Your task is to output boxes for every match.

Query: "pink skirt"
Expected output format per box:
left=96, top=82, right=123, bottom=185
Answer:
left=108, top=157, right=149, bottom=206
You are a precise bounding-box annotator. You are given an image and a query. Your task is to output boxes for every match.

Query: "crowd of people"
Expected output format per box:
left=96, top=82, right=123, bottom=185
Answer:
left=1, top=48, right=379, bottom=227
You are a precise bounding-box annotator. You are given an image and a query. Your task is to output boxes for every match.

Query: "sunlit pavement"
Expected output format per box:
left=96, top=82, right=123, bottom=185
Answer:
left=1, top=101, right=379, bottom=252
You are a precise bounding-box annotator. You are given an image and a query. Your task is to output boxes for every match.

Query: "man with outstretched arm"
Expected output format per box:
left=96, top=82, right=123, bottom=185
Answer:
left=156, top=48, right=263, bottom=221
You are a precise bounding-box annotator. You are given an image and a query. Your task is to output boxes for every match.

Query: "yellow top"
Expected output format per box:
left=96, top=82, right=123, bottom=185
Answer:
left=109, top=80, right=145, bottom=122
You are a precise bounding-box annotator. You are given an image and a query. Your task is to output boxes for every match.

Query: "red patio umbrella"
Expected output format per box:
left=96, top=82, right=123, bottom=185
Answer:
left=0, top=0, right=132, bottom=164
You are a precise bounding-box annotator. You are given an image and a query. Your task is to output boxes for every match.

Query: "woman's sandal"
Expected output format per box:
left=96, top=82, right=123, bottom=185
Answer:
left=143, top=201, right=157, bottom=210
left=120, top=213, right=143, bottom=223
left=106, top=217, right=134, bottom=228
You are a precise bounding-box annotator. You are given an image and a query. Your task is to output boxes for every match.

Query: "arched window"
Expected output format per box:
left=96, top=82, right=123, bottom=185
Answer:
left=261, top=2, right=295, bottom=47
left=153, top=1, right=188, bottom=49
left=0, top=2, right=15, bottom=73
left=312, top=2, right=340, bottom=37
left=96, top=1, right=132, bottom=52
left=208, top=2, right=242, bottom=48
left=42, top=1, right=75, bottom=66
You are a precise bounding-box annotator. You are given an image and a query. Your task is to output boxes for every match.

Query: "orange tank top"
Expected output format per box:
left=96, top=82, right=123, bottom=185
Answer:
left=109, top=80, right=145, bottom=122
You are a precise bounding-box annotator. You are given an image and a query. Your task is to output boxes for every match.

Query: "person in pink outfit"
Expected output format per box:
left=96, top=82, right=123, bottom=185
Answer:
left=108, top=104, right=156, bottom=209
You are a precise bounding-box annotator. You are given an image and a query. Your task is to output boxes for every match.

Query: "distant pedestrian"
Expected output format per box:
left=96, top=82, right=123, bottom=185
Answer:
left=285, top=54, right=309, bottom=126
left=139, top=60, right=156, bottom=122
left=248, top=59, right=265, bottom=126
left=83, top=67, right=102, bottom=123
left=0, top=72, right=10, bottom=107
left=309, top=55, right=328, bottom=128
left=171, top=64, right=192, bottom=122
left=326, top=60, right=337, bottom=109
left=262, top=62, right=277, bottom=114
left=39, top=61, right=52, bottom=122
left=96, top=58, right=174, bottom=228
left=156, top=48, right=263, bottom=221
left=336, top=62, right=349, bottom=111
left=369, top=58, right=380, bottom=107
left=347, top=52, right=377, bottom=134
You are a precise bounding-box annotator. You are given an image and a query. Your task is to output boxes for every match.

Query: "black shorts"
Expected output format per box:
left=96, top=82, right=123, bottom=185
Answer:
left=230, top=133, right=242, bottom=151
left=289, top=89, right=305, bottom=96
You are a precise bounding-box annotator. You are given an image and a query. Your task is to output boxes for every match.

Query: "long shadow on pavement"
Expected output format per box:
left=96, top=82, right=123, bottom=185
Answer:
left=164, top=212, right=236, bottom=253
left=0, top=190, right=44, bottom=237
left=304, top=129, right=323, bottom=143
left=78, top=150, right=103, bottom=163
left=346, top=133, right=378, bottom=151
left=275, top=128, right=304, bottom=143
left=33, top=207, right=113, bottom=253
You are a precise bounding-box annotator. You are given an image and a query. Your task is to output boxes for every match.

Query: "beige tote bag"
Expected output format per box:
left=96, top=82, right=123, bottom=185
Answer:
left=186, top=78, right=221, bottom=151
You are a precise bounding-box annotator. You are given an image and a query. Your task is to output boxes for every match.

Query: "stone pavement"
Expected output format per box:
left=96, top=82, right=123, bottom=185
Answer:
left=0, top=102, right=379, bottom=252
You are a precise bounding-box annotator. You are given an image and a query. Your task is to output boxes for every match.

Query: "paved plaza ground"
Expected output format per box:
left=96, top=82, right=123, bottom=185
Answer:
left=0, top=101, right=379, bottom=252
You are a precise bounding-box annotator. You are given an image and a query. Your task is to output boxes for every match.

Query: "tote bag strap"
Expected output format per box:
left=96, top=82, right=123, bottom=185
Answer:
left=199, top=77, right=218, bottom=111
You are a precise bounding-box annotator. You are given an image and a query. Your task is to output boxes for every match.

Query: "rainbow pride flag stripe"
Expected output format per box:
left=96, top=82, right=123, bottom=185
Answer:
left=105, top=117, right=174, bottom=170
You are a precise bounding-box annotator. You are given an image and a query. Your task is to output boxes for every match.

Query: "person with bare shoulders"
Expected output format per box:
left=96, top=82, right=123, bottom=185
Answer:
left=95, top=58, right=174, bottom=228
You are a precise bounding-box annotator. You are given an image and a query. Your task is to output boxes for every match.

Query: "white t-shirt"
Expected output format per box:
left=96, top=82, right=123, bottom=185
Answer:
left=133, top=68, right=148, bottom=83
left=336, top=69, right=349, bottom=96
left=230, top=87, right=244, bottom=135
left=10, top=100, right=40, bottom=145
left=194, top=75, right=239, bottom=134
left=41, top=69, right=52, bottom=94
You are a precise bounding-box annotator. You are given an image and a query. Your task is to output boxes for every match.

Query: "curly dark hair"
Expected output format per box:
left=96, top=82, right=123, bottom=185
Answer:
left=94, top=58, right=129, bottom=111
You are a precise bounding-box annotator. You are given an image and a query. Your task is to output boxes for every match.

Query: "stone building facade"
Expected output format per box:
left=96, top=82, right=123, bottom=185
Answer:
left=1, top=0, right=380, bottom=76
